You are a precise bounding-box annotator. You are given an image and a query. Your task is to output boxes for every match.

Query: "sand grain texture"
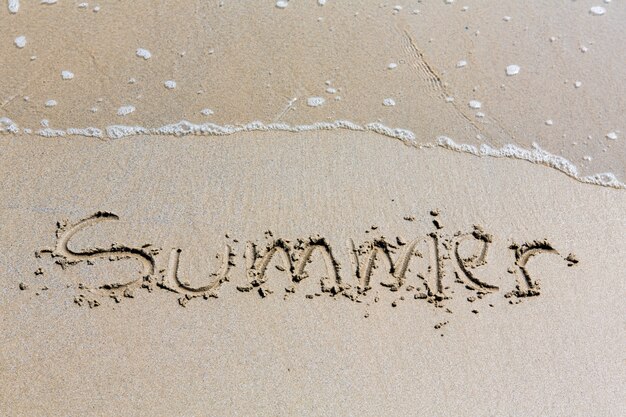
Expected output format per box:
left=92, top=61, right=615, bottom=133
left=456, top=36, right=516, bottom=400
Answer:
left=1, top=133, right=625, bottom=416
left=1, top=1, right=625, bottom=416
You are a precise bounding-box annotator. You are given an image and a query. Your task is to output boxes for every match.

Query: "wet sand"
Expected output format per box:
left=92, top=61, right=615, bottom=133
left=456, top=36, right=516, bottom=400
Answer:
left=1, top=0, right=624, bottom=179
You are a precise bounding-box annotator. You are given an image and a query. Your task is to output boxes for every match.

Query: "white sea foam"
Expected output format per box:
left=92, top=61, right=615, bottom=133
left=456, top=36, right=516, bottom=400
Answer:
left=8, top=0, right=19, bottom=14
left=164, top=80, right=177, bottom=89
left=307, top=97, right=325, bottom=107
left=318, top=0, right=326, bottom=5
left=117, top=105, right=135, bottom=116
left=200, top=108, right=214, bottom=116
left=41, top=0, right=57, bottom=4
left=37, top=127, right=66, bottom=137
left=468, top=100, right=481, bottom=109
left=276, top=1, right=288, bottom=9
left=0, top=117, right=19, bottom=134
left=506, top=65, right=520, bottom=76
left=2, top=117, right=622, bottom=189
left=107, top=125, right=149, bottom=138
left=589, top=6, right=606, bottom=16
left=61, top=70, right=74, bottom=80
left=45, top=99, right=57, bottom=107
left=101, top=120, right=417, bottom=146
left=136, top=48, right=151, bottom=59
left=606, top=132, right=618, bottom=140
left=66, top=127, right=103, bottom=137
left=383, top=98, right=396, bottom=106
left=14, top=35, right=26, bottom=48
left=437, top=137, right=624, bottom=188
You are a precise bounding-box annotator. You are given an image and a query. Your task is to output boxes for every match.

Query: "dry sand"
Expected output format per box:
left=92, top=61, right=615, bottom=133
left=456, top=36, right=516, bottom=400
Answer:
left=1, top=1, right=625, bottom=416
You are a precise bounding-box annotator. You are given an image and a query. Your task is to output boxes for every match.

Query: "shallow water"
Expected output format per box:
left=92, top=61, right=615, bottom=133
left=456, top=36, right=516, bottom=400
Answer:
left=1, top=0, right=624, bottom=185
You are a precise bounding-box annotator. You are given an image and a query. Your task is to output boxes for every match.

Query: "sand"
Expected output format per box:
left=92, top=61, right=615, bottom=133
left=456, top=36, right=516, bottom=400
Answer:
left=1, top=1, right=625, bottom=416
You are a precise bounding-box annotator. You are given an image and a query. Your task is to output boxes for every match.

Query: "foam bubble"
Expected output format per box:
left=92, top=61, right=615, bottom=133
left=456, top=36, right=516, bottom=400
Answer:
left=383, top=98, right=396, bottom=106
left=307, top=97, right=325, bottom=107
left=506, top=64, right=520, bottom=76
left=136, top=48, right=151, bottom=59
left=606, top=132, right=618, bottom=140
left=41, top=0, right=57, bottom=4
left=589, top=6, right=606, bottom=16
left=0, top=117, right=19, bottom=134
left=8, top=0, right=19, bottom=13
left=117, top=105, right=135, bottom=116
left=456, top=60, right=467, bottom=68
left=164, top=80, right=177, bottom=89
left=61, top=70, right=74, bottom=80
left=437, top=137, right=625, bottom=188
left=107, top=125, right=149, bottom=139
left=3, top=115, right=621, bottom=188
left=318, top=0, right=326, bottom=5
left=45, top=99, right=57, bottom=107
left=66, top=127, right=103, bottom=137
left=468, top=100, right=481, bottom=109
left=200, top=108, right=214, bottom=116
left=388, top=62, right=398, bottom=69
left=276, top=1, right=288, bottom=9
left=14, top=36, right=26, bottom=49
left=78, top=3, right=88, bottom=9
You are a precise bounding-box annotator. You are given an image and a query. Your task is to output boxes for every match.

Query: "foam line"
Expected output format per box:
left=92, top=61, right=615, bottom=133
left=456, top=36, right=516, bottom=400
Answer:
left=437, top=136, right=624, bottom=189
left=0, top=117, right=623, bottom=189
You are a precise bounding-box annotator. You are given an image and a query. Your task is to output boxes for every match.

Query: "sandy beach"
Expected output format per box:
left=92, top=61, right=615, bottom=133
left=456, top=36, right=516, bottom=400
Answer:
left=1, top=1, right=625, bottom=416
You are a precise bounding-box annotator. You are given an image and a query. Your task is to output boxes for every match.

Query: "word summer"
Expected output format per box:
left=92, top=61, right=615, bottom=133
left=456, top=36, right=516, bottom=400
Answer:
left=37, top=212, right=577, bottom=308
